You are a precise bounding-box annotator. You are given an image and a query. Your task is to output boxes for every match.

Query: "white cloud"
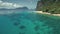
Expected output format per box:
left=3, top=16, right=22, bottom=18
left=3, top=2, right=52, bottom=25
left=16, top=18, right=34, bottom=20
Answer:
left=0, top=0, right=24, bottom=9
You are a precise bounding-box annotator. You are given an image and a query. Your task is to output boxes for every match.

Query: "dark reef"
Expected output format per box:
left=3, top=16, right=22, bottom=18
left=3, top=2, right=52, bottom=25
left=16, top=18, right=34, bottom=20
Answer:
left=19, top=25, right=26, bottom=29
left=13, top=22, right=20, bottom=26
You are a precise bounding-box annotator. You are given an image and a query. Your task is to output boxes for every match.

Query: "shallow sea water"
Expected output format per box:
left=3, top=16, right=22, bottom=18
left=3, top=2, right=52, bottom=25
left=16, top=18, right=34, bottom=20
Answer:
left=0, top=11, right=60, bottom=34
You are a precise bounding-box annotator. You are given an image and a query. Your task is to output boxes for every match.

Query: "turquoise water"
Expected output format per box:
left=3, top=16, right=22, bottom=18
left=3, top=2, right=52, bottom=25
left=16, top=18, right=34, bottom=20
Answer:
left=0, top=11, right=60, bottom=34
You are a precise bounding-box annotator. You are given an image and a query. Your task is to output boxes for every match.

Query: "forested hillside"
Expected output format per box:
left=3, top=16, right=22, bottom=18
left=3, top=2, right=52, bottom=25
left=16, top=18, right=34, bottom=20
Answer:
left=36, top=0, right=60, bottom=14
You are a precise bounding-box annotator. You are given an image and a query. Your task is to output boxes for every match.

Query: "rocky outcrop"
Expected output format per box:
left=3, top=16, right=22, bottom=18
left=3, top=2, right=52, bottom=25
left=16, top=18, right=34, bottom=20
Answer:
left=36, top=0, right=60, bottom=14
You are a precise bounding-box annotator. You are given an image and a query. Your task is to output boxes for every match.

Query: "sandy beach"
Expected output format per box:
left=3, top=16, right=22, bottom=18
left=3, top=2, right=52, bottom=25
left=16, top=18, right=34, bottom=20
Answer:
left=33, top=11, right=60, bottom=16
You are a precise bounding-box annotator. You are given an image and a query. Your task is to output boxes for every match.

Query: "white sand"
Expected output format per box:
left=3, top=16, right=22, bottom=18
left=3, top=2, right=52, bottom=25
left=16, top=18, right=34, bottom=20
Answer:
left=33, top=11, right=60, bottom=16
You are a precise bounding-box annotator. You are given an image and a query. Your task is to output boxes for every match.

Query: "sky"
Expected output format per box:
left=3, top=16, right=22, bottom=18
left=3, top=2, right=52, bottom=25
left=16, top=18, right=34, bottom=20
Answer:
left=0, top=0, right=39, bottom=9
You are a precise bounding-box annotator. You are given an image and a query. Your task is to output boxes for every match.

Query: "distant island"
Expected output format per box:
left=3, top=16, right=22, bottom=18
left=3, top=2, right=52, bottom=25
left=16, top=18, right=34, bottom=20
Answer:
left=16, top=7, right=28, bottom=10
left=36, top=0, right=60, bottom=14
left=0, top=7, right=29, bottom=10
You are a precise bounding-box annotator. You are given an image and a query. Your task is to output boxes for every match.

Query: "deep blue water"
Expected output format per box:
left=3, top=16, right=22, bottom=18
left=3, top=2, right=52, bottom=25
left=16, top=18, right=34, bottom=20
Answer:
left=0, top=10, right=60, bottom=34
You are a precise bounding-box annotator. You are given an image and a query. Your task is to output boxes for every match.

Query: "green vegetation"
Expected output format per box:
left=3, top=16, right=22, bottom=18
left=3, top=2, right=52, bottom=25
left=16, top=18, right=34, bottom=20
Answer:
left=36, top=0, right=60, bottom=14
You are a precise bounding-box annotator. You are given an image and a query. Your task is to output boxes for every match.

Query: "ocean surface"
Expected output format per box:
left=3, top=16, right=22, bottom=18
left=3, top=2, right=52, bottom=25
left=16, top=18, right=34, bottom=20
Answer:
left=0, top=10, right=60, bottom=34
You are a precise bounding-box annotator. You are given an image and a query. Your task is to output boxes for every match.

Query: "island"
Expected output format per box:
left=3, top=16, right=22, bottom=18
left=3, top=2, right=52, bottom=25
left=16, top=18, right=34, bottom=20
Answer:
left=36, top=0, right=60, bottom=16
left=0, top=7, right=29, bottom=10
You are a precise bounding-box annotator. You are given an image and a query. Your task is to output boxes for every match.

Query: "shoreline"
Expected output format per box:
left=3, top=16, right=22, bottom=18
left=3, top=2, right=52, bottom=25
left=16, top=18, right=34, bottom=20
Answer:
left=33, top=11, right=60, bottom=16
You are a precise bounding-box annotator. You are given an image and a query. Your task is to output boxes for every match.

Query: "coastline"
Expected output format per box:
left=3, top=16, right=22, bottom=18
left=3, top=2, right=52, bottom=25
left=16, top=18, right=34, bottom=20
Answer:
left=33, top=11, right=60, bottom=16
